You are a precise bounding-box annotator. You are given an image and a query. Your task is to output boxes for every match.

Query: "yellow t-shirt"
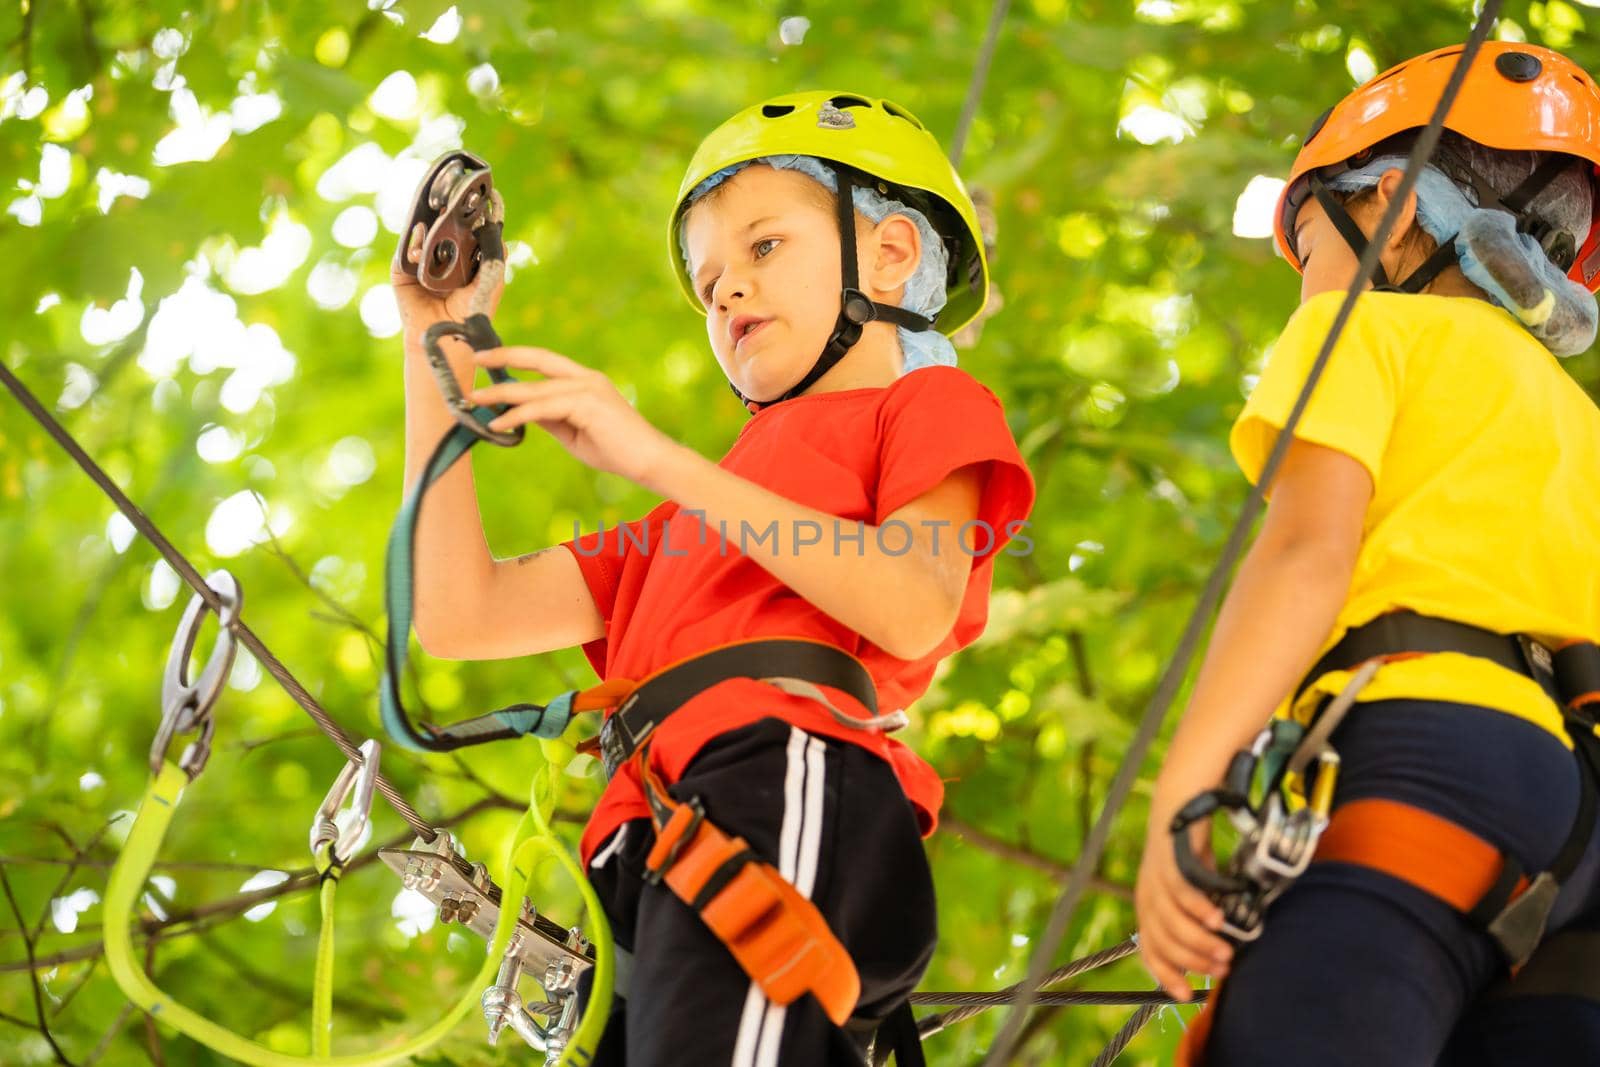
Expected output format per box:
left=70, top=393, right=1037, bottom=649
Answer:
left=1231, top=290, right=1600, bottom=743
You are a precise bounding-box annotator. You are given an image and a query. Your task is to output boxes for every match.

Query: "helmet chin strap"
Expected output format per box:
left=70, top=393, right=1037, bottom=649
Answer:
left=1306, top=152, right=1572, bottom=295
left=730, top=163, right=937, bottom=415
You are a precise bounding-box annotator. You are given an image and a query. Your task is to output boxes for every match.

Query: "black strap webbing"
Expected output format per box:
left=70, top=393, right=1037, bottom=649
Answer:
left=1298, top=611, right=1541, bottom=703
left=598, top=639, right=878, bottom=778
left=688, top=847, right=759, bottom=912
left=873, top=1002, right=927, bottom=1067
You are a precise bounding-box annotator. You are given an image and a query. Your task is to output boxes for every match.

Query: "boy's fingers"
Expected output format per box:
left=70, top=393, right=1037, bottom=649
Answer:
left=487, top=397, right=575, bottom=433
left=473, top=346, right=590, bottom=375
left=1160, top=876, right=1234, bottom=963
left=1168, top=874, right=1229, bottom=935
left=468, top=378, right=587, bottom=407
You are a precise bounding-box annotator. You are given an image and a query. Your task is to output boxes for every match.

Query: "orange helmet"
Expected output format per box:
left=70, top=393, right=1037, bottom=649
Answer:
left=1274, top=41, right=1600, bottom=292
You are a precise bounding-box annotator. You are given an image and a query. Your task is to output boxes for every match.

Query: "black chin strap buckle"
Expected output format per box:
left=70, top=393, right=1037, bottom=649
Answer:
left=841, top=288, right=877, bottom=326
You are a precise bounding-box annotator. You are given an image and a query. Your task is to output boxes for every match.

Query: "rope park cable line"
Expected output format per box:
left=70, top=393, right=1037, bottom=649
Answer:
left=0, top=0, right=1509, bottom=1063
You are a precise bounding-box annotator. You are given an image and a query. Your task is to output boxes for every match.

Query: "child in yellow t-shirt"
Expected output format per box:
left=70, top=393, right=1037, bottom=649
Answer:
left=1136, top=42, right=1600, bottom=1065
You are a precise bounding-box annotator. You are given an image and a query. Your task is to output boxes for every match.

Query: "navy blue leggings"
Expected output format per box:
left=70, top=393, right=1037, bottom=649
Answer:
left=1203, top=700, right=1600, bottom=1066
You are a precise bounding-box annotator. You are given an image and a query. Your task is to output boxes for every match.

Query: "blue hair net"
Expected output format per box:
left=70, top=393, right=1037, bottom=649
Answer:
left=1322, top=156, right=1597, bottom=356
left=680, top=154, right=958, bottom=374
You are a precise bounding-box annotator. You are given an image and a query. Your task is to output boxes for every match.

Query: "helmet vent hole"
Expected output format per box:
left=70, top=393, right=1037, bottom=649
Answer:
left=830, top=94, right=871, bottom=110
left=762, top=104, right=796, bottom=118
left=882, top=102, right=926, bottom=129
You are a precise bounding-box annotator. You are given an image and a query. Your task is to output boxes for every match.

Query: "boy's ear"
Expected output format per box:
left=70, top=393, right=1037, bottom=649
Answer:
left=866, top=213, right=923, bottom=295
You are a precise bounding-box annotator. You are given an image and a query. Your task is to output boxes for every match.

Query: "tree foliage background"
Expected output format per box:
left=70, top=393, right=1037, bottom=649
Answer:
left=4, top=1, right=1599, bottom=1064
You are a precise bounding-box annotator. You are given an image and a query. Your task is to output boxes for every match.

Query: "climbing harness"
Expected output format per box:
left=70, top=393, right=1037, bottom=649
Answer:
left=1169, top=660, right=1377, bottom=942
left=1173, top=612, right=1600, bottom=1066
left=574, top=639, right=890, bottom=1026
left=981, top=7, right=1509, bottom=1062
left=98, top=573, right=613, bottom=1066
left=1289, top=612, right=1600, bottom=970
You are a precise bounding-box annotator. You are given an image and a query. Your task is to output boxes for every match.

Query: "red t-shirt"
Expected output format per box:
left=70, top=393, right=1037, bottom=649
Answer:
left=560, top=365, right=1036, bottom=866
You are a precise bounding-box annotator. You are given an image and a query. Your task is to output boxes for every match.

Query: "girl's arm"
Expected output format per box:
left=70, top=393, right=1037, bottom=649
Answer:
left=1136, top=436, right=1372, bottom=1000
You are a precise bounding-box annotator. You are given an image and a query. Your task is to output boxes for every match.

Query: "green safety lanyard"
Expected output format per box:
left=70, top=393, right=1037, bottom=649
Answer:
left=104, top=761, right=613, bottom=1066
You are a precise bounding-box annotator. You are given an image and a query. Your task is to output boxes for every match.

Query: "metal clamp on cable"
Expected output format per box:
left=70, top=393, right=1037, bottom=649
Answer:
left=150, top=570, right=241, bottom=779
left=310, top=738, right=381, bottom=868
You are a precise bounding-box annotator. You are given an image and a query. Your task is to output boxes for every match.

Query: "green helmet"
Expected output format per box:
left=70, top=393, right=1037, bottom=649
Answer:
left=670, top=90, right=990, bottom=340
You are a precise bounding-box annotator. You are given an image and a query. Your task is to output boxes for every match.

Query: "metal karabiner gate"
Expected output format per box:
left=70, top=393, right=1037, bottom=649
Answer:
left=149, top=570, right=241, bottom=779
left=1170, top=660, right=1380, bottom=940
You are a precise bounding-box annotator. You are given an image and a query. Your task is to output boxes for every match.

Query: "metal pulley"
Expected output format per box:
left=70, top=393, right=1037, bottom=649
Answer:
left=395, top=151, right=502, bottom=295
left=377, top=832, right=595, bottom=1064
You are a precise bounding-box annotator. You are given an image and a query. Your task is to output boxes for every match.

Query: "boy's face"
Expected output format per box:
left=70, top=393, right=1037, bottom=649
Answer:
left=682, top=165, right=860, bottom=401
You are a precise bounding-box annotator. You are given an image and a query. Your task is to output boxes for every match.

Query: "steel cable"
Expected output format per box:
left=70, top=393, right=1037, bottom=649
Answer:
left=0, top=358, right=440, bottom=845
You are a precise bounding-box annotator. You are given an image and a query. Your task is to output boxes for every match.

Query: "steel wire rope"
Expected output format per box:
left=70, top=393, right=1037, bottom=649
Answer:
left=978, top=4, right=1506, bottom=1061
left=0, top=358, right=442, bottom=846
left=949, top=0, right=1011, bottom=167
left=1089, top=1000, right=1163, bottom=1067
left=913, top=936, right=1144, bottom=1038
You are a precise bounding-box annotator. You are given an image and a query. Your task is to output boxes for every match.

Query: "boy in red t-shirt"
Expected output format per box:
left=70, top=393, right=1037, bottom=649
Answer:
left=393, top=91, right=1034, bottom=1065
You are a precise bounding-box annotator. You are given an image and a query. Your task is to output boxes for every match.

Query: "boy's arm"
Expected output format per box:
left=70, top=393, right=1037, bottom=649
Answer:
left=398, top=279, right=604, bottom=661
left=1135, top=437, right=1371, bottom=999
left=642, top=443, right=984, bottom=660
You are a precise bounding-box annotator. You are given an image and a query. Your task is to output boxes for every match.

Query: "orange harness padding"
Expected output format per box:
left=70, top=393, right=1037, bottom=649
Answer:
left=1313, top=798, right=1529, bottom=911
left=639, top=760, right=861, bottom=1025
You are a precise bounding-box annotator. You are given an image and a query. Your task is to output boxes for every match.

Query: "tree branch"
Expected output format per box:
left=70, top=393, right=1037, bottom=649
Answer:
left=0, top=864, right=76, bottom=1064
left=939, top=815, right=1133, bottom=902
left=82, top=1004, right=132, bottom=1067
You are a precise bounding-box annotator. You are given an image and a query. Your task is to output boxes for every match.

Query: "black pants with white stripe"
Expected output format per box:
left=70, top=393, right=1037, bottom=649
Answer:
left=581, top=718, right=938, bottom=1066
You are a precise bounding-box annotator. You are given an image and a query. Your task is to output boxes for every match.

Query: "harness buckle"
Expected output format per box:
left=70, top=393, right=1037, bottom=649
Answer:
left=643, top=796, right=707, bottom=886
left=598, top=706, right=655, bottom=780
left=1487, top=870, right=1560, bottom=970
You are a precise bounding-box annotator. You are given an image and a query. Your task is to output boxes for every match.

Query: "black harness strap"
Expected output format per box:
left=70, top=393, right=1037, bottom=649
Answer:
left=870, top=1001, right=927, bottom=1067
left=596, top=639, right=879, bottom=779
left=1306, top=148, right=1577, bottom=297
left=1486, top=925, right=1600, bottom=1002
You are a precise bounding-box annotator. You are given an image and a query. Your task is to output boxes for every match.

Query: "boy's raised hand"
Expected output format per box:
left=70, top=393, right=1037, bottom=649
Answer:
left=467, top=346, right=678, bottom=488
left=390, top=253, right=506, bottom=345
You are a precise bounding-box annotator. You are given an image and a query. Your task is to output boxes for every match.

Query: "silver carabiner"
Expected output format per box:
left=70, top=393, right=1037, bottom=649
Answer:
left=309, top=739, right=381, bottom=866
left=150, top=570, right=241, bottom=777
